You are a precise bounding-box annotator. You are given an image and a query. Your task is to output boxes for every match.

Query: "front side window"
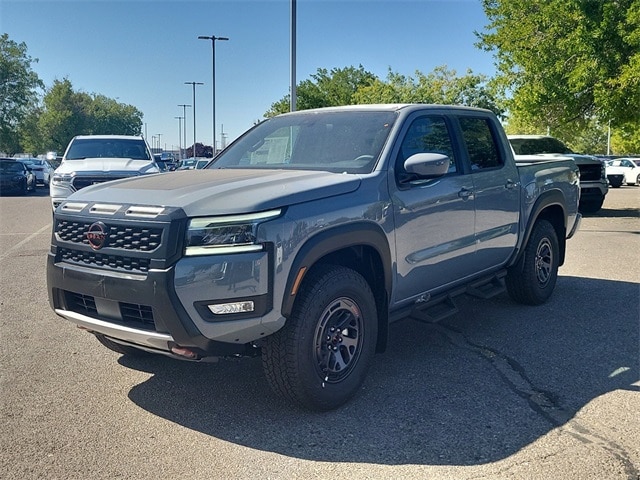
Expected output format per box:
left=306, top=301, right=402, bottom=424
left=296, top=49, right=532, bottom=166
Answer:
left=459, top=117, right=504, bottom=170
left=395, top=116, right=457, bottom=183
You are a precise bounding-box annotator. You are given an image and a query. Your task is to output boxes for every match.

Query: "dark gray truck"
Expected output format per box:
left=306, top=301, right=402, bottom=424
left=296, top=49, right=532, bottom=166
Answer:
left=47, top=105, right=581, bottom=410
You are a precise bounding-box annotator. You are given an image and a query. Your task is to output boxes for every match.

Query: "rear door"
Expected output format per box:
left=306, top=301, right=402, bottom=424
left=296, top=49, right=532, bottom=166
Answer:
left=457, top=115, right=520, bottom=270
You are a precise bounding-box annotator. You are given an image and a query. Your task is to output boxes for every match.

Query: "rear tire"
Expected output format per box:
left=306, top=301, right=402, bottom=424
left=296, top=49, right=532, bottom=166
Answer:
left=94, top=333, right=149, bottom=357
left=506, top=219, right=559, bottom=305
left=262, top=265, right=378, bottom=411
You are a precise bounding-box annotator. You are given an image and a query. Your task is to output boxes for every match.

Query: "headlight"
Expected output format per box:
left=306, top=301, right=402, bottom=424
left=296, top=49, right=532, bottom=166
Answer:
left=52, top=173, right=75, bottom=184
left=184, top=209, right=281, bottom=256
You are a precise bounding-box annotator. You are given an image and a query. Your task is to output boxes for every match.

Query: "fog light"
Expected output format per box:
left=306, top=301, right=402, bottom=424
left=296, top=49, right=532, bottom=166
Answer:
left=208, top=301, right=255, bottom=315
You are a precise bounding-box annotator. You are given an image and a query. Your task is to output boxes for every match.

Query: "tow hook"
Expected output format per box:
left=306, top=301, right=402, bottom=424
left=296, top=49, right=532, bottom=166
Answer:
left=170, top=345, right=199, bottom=360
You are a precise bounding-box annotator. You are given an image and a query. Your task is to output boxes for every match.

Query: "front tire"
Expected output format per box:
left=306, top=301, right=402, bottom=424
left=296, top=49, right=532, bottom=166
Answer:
left=262, top=265, right=378, bottom=411
left=506, top=219, right=559, bottom=305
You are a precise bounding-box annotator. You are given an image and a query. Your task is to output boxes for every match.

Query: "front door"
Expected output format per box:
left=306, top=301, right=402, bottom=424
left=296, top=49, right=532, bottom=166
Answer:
left=390, top=114, right=476, bottom=306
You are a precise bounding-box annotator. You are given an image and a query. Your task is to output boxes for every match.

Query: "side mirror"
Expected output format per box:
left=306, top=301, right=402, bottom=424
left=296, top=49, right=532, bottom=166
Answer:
left=404, top=153, right=450, bottom=178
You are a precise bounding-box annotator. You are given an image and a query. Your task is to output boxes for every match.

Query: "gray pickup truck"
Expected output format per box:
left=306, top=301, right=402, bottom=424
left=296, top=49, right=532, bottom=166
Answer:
left=47, top=105, right=581, bottom=410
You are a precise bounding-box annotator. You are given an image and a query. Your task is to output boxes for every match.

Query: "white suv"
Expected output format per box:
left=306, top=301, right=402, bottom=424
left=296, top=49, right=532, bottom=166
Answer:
left=50, top=135, right=160, bottom=210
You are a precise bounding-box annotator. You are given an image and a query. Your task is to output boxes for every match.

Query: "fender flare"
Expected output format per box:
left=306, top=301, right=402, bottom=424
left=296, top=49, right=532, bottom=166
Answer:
left=513, top=189, right=568, bottom=266
left=281, top=222, right=392, bottom=317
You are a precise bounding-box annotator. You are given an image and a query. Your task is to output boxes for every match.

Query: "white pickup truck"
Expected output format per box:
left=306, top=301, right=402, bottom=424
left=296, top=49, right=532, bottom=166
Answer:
left=508, top=135, right=609, bottom=213
left=50, top=135, right=161, bottom=210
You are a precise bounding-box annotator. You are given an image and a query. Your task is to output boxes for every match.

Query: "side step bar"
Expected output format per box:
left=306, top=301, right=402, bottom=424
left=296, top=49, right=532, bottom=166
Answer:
left=409, top=271, right=507, bottom=324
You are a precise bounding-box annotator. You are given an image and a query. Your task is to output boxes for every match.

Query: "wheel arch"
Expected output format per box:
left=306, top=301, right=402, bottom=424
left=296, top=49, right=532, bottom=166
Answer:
left=517, top=189, right=568, bottom=267
left=281, top=222, right=392, bottom=353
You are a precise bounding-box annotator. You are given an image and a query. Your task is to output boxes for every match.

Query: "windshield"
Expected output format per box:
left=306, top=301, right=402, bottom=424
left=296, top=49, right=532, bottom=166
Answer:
left=65, top=138, right=151, bottom=160
left=509, top=137, right=573, bottom=155
left=0, top=160, right=25, bottom=173
left=209, top=110, right=397, bottom=174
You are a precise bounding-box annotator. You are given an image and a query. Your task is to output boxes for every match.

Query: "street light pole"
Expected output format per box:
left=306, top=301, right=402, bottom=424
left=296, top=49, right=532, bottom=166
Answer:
left=157, top=133, right=162, bottom=153
left=178, top=104, right=191, bottom=159
left=174, top=116, right=183, bottom=160
left=198, top=35, right=229, bottom=156
left=184, top=82, right=203, bottom=157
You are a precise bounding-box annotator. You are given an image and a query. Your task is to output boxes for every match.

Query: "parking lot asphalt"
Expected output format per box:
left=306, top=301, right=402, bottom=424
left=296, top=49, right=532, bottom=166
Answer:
left=0, top=185, right=638, bottom=480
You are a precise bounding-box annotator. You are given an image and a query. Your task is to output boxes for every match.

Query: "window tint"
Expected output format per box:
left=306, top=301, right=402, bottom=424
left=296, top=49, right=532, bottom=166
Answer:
left=66, top=139, right=150, bottom=160
left=0, top=161, right=24, bottom=173
left=509, top=137, right=572, bottom=155
left=211, top=111, right=395, bottom=174
left=396, top=116, right=457, bottom=180
left=459, top=117, right=503, bottom=170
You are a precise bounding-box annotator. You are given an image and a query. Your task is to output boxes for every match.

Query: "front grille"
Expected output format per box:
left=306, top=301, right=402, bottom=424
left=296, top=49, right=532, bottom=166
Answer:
left=72, top=175, right=134, bottom=190
left=56, top=220, right=162, bottom=251
left=59, top=247, right=151, bottom=273
left=578, top=164, right=603, bottom=182
left=65, top=291, right=156, bottom=331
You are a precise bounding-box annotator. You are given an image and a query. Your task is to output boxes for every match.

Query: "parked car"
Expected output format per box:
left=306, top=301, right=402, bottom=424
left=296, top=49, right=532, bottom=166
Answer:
left=176, top=157, right=199, bottom=170
left=19, top=158, right=55, bottom=186
left=508, top=135, right=609, bottom=213
left=0, top=158, right=36, bottom=195
left=50, top=135, right=160, bottom=210
left=606, top=158, right=640, bottom=187
left=195, top=158, right=210, bottom=169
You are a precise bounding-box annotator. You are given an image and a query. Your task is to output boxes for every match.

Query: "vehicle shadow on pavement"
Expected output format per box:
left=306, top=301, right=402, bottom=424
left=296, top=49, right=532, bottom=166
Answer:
left=585, top=206, right=640, bottom=218
left=122, top=276, right=638, bottom=466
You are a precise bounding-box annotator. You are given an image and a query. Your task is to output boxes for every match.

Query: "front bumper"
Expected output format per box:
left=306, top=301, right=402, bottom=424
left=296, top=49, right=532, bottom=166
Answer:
left=47, top=252, right=285, bottom=358
left=47, top=204, right=286, bottom=358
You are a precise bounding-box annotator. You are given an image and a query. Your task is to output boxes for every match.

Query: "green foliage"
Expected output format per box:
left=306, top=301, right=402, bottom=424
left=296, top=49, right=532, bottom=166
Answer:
left=477, top=0, right=640, bottom=133
left=356, top=66, right=504, bottom=116
left=611, top=121, right=640, bottom=154
left=2, top=34, right=144, bottom=154
left=265, top=65, right=504, bottom=118
left=266, top=65, right=377, bottom=117
left=27, top=78, right=144, bottom=153
left=0, top=33, right=44, bottom=155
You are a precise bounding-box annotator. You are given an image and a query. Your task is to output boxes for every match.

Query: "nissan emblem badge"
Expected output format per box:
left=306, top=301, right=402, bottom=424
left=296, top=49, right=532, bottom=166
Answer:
left=87, top=222, right=108, bottom=250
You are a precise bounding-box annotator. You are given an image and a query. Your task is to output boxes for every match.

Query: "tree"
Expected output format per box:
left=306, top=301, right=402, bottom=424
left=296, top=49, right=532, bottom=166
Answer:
left=31, top=78, right=144, bottom=153
left=35, top=78, right=91, bottom=152
left=355, top=66, right=504, bottom=116
left=186, top=142, right=212, bottom=158
left=265, top=65, right=377, bottom=116
left=87, top=95, right=144, bottom=136
left=266, top=65, right=504, bottom=118
left=477, top=0, right=640, bottom=132
left=0, top=33, right=44, bottom=154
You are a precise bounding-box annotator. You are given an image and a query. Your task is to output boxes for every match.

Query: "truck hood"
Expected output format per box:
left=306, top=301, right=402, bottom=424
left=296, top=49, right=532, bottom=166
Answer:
left=57, top=158, right=158, bottom=174
left=66, top=168, right=362, bottom=216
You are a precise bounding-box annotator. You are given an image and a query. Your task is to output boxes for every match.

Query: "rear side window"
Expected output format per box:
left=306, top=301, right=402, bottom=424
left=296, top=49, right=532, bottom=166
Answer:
left=459, top=117, right=503, bottom=170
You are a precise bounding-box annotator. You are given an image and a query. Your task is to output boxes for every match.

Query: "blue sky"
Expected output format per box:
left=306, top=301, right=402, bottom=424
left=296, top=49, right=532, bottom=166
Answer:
left=2, top=0, right=496, bottom=152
